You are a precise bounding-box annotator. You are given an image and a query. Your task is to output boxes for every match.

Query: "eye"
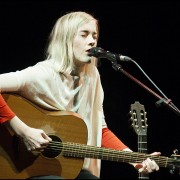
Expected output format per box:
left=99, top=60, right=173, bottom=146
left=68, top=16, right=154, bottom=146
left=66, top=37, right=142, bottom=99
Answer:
left=80, top=32, right=88, bottom=38
left=93, top=35, right=98, bottom=40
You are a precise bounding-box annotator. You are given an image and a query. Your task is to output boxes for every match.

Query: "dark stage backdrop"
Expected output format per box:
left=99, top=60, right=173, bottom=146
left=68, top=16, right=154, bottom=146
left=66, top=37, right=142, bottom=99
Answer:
left=1, top=1, right=180, bottom=179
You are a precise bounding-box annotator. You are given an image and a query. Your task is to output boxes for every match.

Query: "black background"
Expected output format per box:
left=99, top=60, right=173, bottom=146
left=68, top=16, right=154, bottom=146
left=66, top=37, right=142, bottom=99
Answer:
left=1, top=1, right=180, bottom=179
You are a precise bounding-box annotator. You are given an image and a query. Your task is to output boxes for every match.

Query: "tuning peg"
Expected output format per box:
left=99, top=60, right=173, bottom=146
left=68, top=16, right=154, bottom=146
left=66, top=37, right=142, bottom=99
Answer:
left=170, top=149, right=179, bottom=174
left=173, top=149, right=178, bottom=155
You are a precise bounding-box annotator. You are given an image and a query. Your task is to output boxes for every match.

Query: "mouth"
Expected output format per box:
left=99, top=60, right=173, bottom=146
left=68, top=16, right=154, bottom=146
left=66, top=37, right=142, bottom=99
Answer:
left=85, top=50, right=90, bottom=56
left=86, top=48, right=93, bottom=57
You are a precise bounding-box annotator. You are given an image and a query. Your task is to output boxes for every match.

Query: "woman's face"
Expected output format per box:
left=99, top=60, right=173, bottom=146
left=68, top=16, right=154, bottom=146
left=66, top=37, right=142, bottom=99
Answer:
left=73, top=20, right=98, bottom=67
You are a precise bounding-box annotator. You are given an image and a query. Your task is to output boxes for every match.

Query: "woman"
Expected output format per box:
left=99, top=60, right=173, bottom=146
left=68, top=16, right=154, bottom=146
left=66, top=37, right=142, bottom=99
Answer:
left=0, top=11, right=160, bottom=179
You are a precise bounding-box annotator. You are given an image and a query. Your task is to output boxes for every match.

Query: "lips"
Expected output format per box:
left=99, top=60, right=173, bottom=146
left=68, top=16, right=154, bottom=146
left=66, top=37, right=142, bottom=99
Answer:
left=85, top=49, right=91, bottom=56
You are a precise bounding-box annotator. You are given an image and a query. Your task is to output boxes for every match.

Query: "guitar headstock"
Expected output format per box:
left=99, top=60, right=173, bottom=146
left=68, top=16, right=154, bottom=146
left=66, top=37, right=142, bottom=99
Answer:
left=169, top=152, right=180, bottom=175
left=130, top=101, right=148, bottom=135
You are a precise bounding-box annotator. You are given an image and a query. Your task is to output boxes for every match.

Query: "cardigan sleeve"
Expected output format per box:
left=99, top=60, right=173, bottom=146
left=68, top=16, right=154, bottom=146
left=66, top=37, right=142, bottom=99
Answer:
left=102, top=127, right=128, bottom=150
left=0, top=95, right=15, bottom=124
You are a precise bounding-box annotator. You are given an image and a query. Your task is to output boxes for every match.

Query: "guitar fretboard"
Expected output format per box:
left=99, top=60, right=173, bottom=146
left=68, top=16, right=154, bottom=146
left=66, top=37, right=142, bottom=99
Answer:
left=43, top=141, right=170, bottom=167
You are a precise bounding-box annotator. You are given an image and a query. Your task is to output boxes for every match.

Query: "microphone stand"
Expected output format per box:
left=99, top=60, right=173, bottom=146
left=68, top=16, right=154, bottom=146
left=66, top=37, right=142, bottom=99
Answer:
left=109, top=58, right=180, bottom=117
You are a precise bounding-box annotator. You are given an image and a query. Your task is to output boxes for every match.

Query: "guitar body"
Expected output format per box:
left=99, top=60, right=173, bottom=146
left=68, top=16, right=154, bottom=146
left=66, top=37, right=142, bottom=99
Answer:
left=0, top=93, right=87, bottom=179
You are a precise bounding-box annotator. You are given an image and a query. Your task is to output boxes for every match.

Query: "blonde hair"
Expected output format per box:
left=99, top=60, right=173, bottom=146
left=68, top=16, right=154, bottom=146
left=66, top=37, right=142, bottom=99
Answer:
left=46, top=11, right=99, bottom=74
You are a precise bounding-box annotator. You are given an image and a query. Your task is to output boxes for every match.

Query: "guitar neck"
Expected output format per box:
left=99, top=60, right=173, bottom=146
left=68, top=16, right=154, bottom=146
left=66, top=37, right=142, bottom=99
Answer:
left=49, top=141, right=170, bottom=168
left=138, top=135, right=148, bottom=153
left=130, top=101, right=149, bottom=179
left=138, top=134, right=149, bottom=179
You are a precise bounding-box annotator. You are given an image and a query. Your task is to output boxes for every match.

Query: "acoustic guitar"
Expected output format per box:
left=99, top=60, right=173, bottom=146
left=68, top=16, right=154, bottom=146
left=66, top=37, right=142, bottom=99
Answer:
left=0, top=93, right=180, bottom=179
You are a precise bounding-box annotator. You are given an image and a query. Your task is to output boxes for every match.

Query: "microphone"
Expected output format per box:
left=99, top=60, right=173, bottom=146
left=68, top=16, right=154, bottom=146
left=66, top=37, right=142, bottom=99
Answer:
left=89, top=47, right=132, bottom=62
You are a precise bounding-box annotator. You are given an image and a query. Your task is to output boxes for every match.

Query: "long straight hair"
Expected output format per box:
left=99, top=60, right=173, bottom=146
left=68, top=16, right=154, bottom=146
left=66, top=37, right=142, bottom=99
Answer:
left=46, top=11, right=99, bottom=75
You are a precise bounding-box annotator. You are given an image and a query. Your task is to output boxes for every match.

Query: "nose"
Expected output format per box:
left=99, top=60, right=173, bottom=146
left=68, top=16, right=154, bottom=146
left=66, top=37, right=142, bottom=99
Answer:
left=88, top=35, right=96, bottom=46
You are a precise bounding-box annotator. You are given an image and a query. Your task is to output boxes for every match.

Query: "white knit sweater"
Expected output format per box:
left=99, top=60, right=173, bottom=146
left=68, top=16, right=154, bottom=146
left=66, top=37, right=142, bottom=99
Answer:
left=0, top=59, right=107, bottom=177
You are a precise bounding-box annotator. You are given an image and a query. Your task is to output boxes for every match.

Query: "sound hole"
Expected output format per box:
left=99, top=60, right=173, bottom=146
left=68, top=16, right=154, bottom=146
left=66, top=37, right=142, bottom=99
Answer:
left=42, top=135, right=62, bottom=158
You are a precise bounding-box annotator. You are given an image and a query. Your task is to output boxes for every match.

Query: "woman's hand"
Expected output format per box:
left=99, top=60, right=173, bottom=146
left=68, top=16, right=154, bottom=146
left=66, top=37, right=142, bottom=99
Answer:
left=20, top=126, right=52, bottom=151
left=134, top=152, right=161, bottom=173
left=5, top=115, right=52, bottom=151
left=123, top=148, right=161, bottom=174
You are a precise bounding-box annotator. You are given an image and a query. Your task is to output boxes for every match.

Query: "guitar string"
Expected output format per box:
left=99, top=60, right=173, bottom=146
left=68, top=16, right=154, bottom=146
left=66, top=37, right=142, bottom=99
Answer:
left=138, top=135, right=149, bottom=179
left=39, top=141, right=169, bottom=167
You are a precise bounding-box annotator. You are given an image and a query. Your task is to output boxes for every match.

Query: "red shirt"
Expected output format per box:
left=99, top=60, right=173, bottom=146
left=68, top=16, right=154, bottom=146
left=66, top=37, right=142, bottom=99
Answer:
left=0, top=94, right=15, bottom=124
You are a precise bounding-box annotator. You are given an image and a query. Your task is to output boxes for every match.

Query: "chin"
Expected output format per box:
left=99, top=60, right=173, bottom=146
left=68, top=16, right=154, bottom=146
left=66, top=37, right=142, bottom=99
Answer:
left=86, top=59, right=91, bottom=64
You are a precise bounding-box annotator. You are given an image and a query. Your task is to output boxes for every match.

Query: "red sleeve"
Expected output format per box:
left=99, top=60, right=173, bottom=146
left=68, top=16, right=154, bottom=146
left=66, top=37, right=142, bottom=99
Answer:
left=0, top=95, right=15, bottom=124
left=102, top=127, right=128, bottom=150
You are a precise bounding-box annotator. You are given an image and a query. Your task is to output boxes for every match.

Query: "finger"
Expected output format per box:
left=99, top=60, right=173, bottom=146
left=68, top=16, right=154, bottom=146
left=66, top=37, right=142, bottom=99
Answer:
left=150, top=159, right=159, bottom=171
left=24, top=141, right=32, bottom=151
left=25, top=137, right=43, bottom=149
left=138, top=161, right=147, bottom=173
left=138, top=167, right=149, bottom=174
left=146, top=158, right=159, bottom=172
left=26, top=143, right=36, bottom=151
left=42, top=133, right=52, bottom=141
left=138, top=159, right=152, bottom=173
left=34, top=145, right=47, bottom=151
left=151, top=152, right=161, bottom=156
left=145, top=158, right=154, bottom=172
left=30, top=138, right=42, bottom=148
left=30, top=133, right=49, bottom=146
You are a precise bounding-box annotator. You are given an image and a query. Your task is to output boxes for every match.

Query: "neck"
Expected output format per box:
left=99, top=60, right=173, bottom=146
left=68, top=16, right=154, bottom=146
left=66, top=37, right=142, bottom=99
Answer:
left=71, top=65, right=85, bottom=76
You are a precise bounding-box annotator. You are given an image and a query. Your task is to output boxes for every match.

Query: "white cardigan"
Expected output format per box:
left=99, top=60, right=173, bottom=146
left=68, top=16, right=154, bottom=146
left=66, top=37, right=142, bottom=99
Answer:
left=0, top=59, right=107, bottom=177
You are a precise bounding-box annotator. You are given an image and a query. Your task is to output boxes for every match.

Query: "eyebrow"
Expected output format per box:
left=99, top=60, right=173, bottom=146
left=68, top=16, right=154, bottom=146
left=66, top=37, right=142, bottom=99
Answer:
left=80, top=30, right=98, bottom=36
